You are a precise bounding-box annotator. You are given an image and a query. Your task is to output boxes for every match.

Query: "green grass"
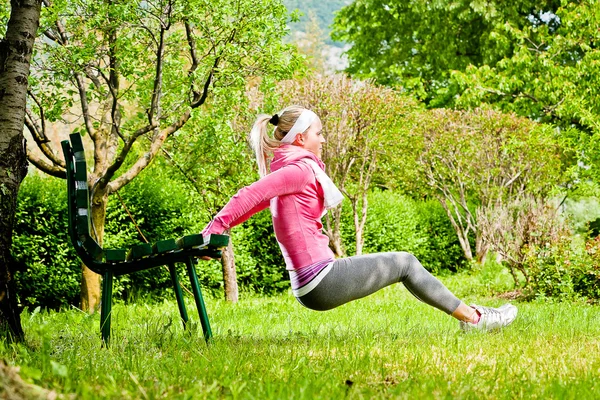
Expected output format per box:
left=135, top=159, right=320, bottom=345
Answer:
left=2, top=267, right=600, bottom=399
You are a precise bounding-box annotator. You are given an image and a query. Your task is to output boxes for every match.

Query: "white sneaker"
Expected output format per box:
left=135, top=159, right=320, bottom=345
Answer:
left=460, top=304, right=518, bottom=332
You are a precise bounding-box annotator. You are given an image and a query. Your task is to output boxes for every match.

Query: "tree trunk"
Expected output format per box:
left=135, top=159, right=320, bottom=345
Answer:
left=0, top=0, right=42, bottom=341
left=221, top=239, right=238, bottom=303
left=438, top=198, right=474, bottom=261
left=79, top=183, right=108, bottom=312
left=324, top=206, right=344, bottom=257
left=475, top=232, right=489, bottom=264
left=353, top=192, right=369, bottom=256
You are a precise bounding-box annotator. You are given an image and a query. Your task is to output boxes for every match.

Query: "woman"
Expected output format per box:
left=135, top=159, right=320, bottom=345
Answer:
left=202, top=105, right=517, bottom=331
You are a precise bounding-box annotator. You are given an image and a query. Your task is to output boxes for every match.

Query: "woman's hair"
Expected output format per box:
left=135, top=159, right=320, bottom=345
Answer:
left=249, top=104, right=305, bottom=177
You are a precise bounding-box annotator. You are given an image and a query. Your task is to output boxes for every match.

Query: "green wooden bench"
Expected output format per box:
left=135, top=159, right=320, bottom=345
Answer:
left=61, top=133, right=228, bottom=344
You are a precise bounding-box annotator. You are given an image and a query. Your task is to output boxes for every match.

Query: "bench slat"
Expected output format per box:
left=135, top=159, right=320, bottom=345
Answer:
left=76, top=214, right=89, bottom=235
left=176, top=234, right=205, bottom=249
left=76, top=189, right=89, bottom=209
left=208, top=234, right=229, bottom=248
left=106, top=249, right=127, bottom=262
left=83, top=236, right=104, bottom=260
left=153, top=239, right=178, bottom=254
left=126, top=243, right=153, bottom=260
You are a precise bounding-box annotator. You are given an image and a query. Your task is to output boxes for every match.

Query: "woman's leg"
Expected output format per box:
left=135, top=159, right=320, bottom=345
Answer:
left=298, top=252, right=464, bottom=315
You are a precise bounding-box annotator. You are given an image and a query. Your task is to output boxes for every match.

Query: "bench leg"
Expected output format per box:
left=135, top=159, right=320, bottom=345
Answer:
left=100, top=270, right=114, bottom=345
left=185, top=257, right=212, bottom=342
left=168, top=263, right=189, bottom=329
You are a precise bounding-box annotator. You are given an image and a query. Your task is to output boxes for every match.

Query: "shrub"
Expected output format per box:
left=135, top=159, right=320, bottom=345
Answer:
left=341, top=190, right=467, bottom=273
left=12, top=175, right=81, bottom=310
left=524, top=237, right=579, bottom=301
left=11, top=166, right=288, bottom=308
left=524, top=234, right=600, bottom=302
left=231, top=210, right=289, bottom=295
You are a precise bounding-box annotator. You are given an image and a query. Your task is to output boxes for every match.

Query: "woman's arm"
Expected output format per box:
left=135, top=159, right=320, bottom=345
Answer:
left=202, top=162, right=312, bottom=235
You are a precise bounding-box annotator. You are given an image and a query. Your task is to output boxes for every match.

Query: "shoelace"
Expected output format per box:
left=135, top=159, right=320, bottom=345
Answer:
left=478, top=307, right=507, bottom=323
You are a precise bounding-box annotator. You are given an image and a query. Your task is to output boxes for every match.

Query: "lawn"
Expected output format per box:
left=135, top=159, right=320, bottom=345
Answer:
left=1, top=264, right=600, bottom=399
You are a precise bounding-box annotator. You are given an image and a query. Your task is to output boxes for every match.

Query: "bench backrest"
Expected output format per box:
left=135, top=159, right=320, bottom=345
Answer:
left=61, top=134, right=105, bottom=271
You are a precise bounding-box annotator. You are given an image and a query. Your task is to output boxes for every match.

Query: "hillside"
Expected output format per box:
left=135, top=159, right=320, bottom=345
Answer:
left=283, top=0, right=350, bottom=47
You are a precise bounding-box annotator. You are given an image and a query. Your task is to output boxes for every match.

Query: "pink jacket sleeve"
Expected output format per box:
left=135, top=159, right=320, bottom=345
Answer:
left=201, top=162, right=312, bottom=235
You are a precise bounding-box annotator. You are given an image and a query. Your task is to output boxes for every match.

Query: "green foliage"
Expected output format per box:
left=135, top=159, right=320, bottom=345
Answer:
left=11, top=165, right=289, bottom=308
left=524, top=235, right=600, bottom=302
left=453, top=1, right=600, bottom=180
left=102, top=158, right=210, bottom=301
left=525, top=237, right=579, bottom=301
left=0, top=2, right=8, bottom=37
left=563, top=197, right=600, bottom=234
left=34, top=0, right=300, bottom=129
left=331, top=0, right=560, bottom=106
left=231, top=210, right=289, bottom=295
left=341, top=190, right=467, bottom=273
left=397, top=107, right=564, bottom=262
left=415, top=200, right=470, bottom=273
left=11, top=175, right=80, bottom=310
left=168, top=101, right=259, bottom=215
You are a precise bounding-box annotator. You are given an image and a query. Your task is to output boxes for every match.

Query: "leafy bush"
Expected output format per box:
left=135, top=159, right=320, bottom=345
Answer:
left=231, top=210, right=289, bottom=295
left=341, top=190, right=467, bottom=273
left=11, top=165, right=288, bottom=309
left=576, top=237, right=600, bottom=299
left=524, top=234, right=600, bottom=302
left=12, top=175, right=81, bottom=310
left=414, top=199, right=469, bottom=273
left=524, top=237, right=579, bottom=301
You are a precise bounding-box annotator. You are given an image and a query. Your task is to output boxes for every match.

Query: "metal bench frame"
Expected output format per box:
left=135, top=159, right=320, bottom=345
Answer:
left=61, top=133, right=228, bottom=344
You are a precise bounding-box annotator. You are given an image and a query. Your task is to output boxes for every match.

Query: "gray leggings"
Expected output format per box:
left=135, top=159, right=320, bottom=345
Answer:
left=297, top=252, right=462, bottom=315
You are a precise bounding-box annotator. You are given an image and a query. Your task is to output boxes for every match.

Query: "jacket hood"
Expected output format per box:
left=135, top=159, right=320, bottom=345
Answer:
left=270, top=145, right=325, bottom=172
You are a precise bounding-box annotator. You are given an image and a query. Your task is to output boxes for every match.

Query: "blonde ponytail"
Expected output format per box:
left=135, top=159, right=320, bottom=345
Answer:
left=249, top=114, right=278, bottom=177
left=248, top=105, right=307, bottom=177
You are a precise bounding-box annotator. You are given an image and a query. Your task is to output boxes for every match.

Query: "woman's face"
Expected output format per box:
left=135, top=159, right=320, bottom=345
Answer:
left=296, top=117, right=325, bottom=158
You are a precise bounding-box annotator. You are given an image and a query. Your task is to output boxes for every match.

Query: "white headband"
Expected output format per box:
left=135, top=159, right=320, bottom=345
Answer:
left=280, top=109, right=318, bottom=144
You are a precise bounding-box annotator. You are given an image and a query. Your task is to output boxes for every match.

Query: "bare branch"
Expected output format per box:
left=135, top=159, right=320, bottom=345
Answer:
left=74, top=73, right=96, bottom=139
left=24, top=113, right=65, bottom=168
left=149, top=28, right=166, bottom=122
left=190, top=56, right=219, bottom=109
left=102, top=122, right=158, bottom=184
left=185, top=21, right=199, bottom=74
left=27, top=90, right=47, bottom=140
left=96, top=68, right=124, bottom=141
left=107, top=120, right=180, bottom=193
left=42, top=29, right=60, bottom=43
left=26, top=148, right=66, bottom=179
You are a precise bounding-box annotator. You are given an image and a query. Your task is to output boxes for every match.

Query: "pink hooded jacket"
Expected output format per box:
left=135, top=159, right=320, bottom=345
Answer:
left=201, top=145, right=335, bottom=271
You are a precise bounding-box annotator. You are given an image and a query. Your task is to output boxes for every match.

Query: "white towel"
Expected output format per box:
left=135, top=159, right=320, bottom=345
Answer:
left=302, top=158, right=344, bottom=209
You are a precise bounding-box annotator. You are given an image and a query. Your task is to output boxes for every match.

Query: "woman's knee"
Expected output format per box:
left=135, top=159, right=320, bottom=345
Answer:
left=388, top=251, right=423, bottom=279
left=390, top=251, right=419, bottom=267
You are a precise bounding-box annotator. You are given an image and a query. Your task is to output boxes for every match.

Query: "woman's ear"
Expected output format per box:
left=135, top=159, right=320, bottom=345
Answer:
left=293, top=133, right=304, bottom=145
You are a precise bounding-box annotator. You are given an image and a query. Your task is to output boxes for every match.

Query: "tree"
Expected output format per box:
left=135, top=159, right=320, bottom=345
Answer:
left=279, top=75, right=418, bottom=255
left=454, top=0, right=600, bottom=181
left=331, top=0, right=561, bottom=106
left=0, top=0, right=42, bottom=340
left=399, top=108, right=563, bottom=263
left=25, top=0, right=298, bottom=311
